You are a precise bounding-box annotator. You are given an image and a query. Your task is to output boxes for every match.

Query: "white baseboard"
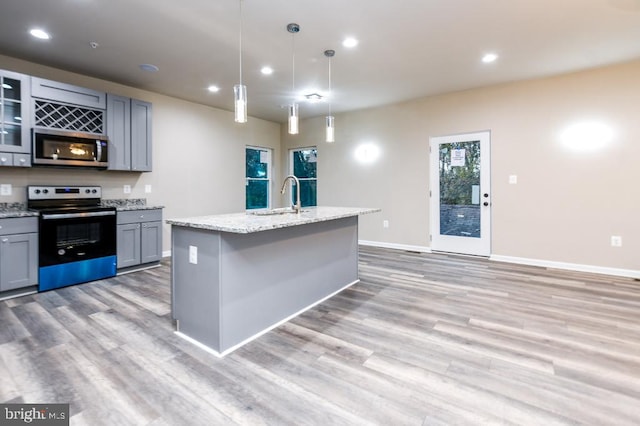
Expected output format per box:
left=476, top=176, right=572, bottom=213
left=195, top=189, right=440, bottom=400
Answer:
left=162, top=250, right=171, bottom=258
left=490, top=254, right=640, bottom=279
left=359, top=240, right=639, bottom=279
left=359, top=240, right=431, bottom=253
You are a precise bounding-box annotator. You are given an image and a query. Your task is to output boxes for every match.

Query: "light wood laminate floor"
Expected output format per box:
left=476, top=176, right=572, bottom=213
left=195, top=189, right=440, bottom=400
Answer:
left=1, top=246, right=639, bottom=425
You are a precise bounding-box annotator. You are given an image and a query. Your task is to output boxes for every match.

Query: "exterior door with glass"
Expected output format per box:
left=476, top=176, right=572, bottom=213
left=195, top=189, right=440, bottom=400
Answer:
left=429, top=131, right=491, bottom=256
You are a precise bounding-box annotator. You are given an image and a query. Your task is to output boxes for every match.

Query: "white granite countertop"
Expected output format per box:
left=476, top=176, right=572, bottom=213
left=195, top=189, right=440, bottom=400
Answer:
left=166, top=206, right=380, bottom=234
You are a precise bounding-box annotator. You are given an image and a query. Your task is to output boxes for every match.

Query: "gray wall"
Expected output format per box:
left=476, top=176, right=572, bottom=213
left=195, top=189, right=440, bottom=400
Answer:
left=281, top=59, right=640, bottom=273
left=0, top=54, right=282, bottom=254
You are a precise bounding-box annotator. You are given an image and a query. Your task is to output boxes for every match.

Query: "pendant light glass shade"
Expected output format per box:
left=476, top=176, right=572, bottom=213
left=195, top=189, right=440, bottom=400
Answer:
left=287, top=23, right=300, bottom=135
left=234, top=84, right=247, bottom=123
left=288, top=103, right=299, bottom=135
left=324, top=49, right=336, bottom=143
left=234, top=0, right=247, bottom=124
left=325, top=115, right=335, bottom=143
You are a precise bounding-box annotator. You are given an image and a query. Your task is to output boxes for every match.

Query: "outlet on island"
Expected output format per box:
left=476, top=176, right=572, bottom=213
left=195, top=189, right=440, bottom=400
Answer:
left=189, top=245, right=198, bottom=264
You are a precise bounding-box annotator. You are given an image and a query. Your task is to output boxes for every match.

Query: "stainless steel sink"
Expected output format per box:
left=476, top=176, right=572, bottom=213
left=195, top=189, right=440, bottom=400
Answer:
left=248, top=208, right=308, bottom=216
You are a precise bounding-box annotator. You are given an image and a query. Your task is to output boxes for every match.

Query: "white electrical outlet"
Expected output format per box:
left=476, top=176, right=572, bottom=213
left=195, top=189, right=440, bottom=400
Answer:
left=383, top=220, right=389, bottom=228
left=189, top=245, right=198, bottom=264
left=145, top=184, right=152, bottom=193
left=611, top=236, right=622, bottom=247
left=123, top=185, right=131, bottom=194
left=509, top=175, right=518, bottom=184
left=0, top=184, right=11, bottom=196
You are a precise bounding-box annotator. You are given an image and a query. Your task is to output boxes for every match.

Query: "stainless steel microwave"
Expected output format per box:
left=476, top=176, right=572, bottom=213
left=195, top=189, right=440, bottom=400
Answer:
left=32, top=128, right=109, bottom=168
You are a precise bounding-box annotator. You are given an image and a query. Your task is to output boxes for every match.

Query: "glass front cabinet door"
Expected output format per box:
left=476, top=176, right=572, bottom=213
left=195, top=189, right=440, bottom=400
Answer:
left=0, top=70, right=31, bottom=167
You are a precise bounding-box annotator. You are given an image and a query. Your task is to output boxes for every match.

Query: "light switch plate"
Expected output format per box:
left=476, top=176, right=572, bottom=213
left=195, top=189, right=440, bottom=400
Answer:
left=145, top=184, right=152, bottom=193
left=0, top=184, right=12, bottom=196
left=123, top=185, right=131, bottom=194
left=509, top=175, right=518, bottom=184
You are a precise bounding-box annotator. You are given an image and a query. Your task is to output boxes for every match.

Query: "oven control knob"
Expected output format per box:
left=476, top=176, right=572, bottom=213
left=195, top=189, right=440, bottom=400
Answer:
left=85, top=189, right=91, bottom=194
left=43, top=189, right=49, bottom=194
left=92, top=189, right=97, bottom=193
left=35, top=189, right=41, bottom=194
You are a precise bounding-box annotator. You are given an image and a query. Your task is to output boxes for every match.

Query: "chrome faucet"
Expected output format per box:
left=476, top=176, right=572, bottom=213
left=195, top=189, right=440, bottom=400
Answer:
left=280, top=175, right=301, bottom=213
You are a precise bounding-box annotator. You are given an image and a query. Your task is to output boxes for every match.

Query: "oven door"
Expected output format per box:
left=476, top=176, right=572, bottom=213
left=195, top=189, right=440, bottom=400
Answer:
left=38, top=208, right=117, bottom=291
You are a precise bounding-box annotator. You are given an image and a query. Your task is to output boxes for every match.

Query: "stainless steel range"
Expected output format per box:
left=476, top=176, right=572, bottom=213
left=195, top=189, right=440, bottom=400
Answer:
left=28, top=185, right=117, bottom=291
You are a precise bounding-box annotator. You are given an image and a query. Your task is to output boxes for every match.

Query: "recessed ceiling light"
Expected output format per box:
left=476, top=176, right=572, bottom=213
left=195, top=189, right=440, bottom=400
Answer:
left=342, top=37, right=359, bottom=48
left=139, top=64, right=159, bottom=72
left=260, top=66, right=274, bottom=75
left=30, top=28, right=50, bottom=40
left=482, top=53, right=498, bottom=63
left=207, top=85, right=220, bottom=93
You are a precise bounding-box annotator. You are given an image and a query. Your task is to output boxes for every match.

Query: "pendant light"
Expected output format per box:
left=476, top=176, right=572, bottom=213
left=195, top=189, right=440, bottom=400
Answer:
left=324, top=49, right=335, bottom=143
left=287, top=23, right=300, bottom=135
left=234, top=0, right=247, bottom=123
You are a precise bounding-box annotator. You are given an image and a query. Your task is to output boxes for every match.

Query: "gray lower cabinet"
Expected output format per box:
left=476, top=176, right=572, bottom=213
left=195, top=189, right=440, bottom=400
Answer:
left=117, top=209, right=162, bottom=269
left=107, top=95, right=152, bottom=172
left=0, top=217, right=38, bottom=292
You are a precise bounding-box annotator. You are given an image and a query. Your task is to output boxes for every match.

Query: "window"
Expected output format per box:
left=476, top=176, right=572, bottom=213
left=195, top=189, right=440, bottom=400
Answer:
left=246, top=146, right=272, bottom=210
left=289, top=147, right=317, bottom=207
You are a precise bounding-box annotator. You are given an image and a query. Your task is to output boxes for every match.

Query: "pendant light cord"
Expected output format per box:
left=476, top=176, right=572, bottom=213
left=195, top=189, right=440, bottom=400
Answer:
left=238, top=0, right=243, bottom=86
left=328, top=56, right=332, bottom=116
left=291, top=32, right=295, bottom=94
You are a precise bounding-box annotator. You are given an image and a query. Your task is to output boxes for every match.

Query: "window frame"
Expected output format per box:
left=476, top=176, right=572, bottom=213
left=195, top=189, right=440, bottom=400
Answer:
left=288, top=146, right=318, bottom=207
left=245, top=145, right=273, bottom=211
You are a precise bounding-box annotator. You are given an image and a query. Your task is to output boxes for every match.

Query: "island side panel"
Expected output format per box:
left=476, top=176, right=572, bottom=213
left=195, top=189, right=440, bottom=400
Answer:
left=171, top=226, right=221, bottom=351
left=218, top=216, right=359, bottom=352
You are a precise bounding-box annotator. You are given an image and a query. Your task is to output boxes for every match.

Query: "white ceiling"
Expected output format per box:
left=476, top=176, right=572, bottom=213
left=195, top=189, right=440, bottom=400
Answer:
left=1, top=0, right=640, bottom=123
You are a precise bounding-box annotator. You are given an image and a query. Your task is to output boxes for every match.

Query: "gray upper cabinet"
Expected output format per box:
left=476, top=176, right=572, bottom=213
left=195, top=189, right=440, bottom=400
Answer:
left=107, top=96, right=152, bottom=172
left=0, top=217, right=38, bottom=292
left=131, top=99, right=152, bottom=172
left=106, top=94, right=131, bottom=170
left=31, top=76, right=106, bottom=109
left=0, top=69, right=31, bottom=165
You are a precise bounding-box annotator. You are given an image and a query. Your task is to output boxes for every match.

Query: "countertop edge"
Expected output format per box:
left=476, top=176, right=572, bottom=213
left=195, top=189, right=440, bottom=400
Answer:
left=166, top=207, right=381, bottom=234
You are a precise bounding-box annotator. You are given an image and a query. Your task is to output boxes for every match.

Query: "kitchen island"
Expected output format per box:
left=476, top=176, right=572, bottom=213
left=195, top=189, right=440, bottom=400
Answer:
left=166, top=206, right=380, bottom=356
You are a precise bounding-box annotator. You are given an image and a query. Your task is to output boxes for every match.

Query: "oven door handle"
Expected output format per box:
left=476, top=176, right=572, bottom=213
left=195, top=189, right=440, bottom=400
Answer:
left=41, top=210, right=116, bottom=220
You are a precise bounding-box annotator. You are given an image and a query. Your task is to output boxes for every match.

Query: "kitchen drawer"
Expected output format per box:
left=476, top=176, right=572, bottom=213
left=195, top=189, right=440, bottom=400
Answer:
left=13, top=153, right=31, bottom=167
left=0, top=217, right=38, bottom=235
left=0, top=153, right=13, bottom=167
left=117, top=209, right=163, bottom=225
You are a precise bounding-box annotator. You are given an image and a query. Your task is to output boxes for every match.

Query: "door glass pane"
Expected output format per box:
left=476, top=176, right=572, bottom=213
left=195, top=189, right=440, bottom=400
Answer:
left=246, top=180, right=268, bottom=209
left=1, top=124, right=20, bottom=147
left=439, top=141, right=481, bottom=238
left=3, top=100, right=21, bottom=123
left=2, top=78, right=21, bottom=100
